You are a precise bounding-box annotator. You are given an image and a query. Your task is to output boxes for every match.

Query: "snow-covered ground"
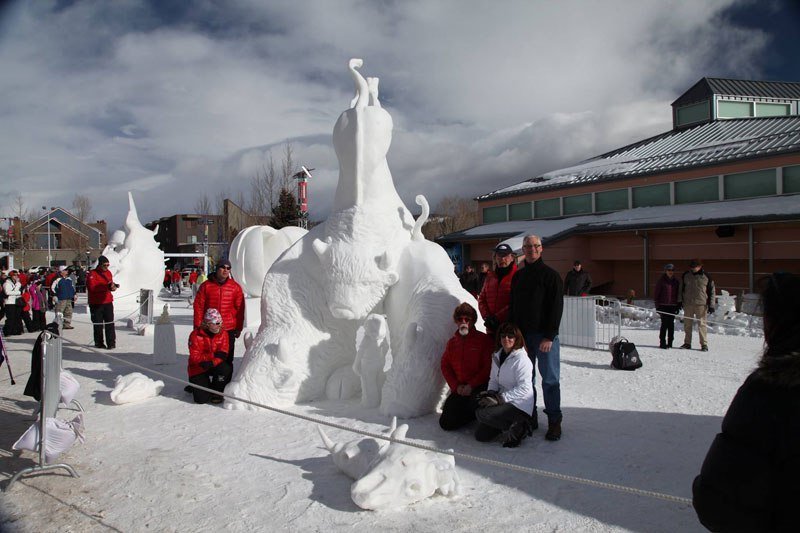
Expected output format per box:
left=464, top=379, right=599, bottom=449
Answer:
left=0, top=292, right=763, bottom=532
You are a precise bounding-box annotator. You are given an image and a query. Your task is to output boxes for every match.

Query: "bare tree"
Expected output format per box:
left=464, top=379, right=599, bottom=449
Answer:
left=280, top=143, right=296, bottom=191
left=194, top=193, right=212, bottom=215
left=248, top=154, right=277, bottom=220
left=422, top=195, right=481, bottom=240
left=72, top=194, right=93, bottom=223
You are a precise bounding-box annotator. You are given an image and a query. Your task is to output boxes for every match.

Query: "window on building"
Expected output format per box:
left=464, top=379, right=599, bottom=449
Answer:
left=632, top=184, right=670, bottom=207
left=534, top=198, right=560, bottom=218
left=784, top=165, right=800, bottom=194
left=676, top=101, right=710, bottom=127
left=508, top=202, right=532, bottom=221
left=482, top=205, right=507, bottom=224
left=756, top=102, right=791, bottom=117
left=595, top=189, right=628, bottom=212
left=724, top=169, right=776, bottom=199
left=563, top=194, right=592, bottom=215
left=675, top=176, right=719, bottom=204
left=718, top=100, right=753, bottom=119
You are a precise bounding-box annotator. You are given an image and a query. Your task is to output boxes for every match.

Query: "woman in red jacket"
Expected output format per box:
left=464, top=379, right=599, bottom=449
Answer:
left=86, top=255, right=118, bottom=349
left=187, top=308, right=232, bottom=404
left=478, top=243, right=518, bottom=338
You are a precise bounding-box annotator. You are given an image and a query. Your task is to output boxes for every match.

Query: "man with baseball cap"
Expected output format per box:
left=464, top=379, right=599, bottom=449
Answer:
left=193, top=259, right=244, bottom=368
left=679, top=259, right=715, bottom=351
left=52, top=265, right=76, bottom=329
left=563, top=260, right=592, bottom=296
left=478, top=243, right=518, bottom=338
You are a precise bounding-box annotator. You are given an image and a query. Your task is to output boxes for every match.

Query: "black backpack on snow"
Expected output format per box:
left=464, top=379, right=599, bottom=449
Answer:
left=610, top=337, right=643, bottom=371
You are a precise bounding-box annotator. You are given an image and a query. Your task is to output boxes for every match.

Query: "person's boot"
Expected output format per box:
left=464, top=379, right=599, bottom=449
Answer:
left=502, top=420, right=530, bottom=448
left=545, top=420, right=562, bottom=441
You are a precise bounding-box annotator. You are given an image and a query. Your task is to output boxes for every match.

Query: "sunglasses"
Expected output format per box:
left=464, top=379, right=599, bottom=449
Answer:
left=500, top=333, right=516, bottom=339
left=207, top=321, right=222, bottom=326
left=101, top=263, right=110, bottom=267
left=456, top=316, right=472, bottom=323
left=218, top=266, right=231, bottom=270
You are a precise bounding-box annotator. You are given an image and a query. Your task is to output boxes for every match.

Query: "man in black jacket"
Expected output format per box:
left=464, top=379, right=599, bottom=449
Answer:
left=510, top=234, right=564, bottom=441
left=563, top=260, right=592, bottom=296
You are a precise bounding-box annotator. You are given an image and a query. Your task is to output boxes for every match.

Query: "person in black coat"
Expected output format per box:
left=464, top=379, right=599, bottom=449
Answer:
left=692, top=272, right=800, bottom=532
left=563, top=260, right=592, bottom=296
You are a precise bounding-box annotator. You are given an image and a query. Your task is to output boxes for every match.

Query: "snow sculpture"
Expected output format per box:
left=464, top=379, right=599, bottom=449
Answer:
left=110, top=373, right=165, bottom=404
left=225, top=59, right=480, bottom=417
left=353, top=314, right=389, bottom=408
left=317, top=417, right=397, bottom=480
left=229, top=225, right=308, bottom=298
left=351, top=424, right=460, bottom=511
left=102, top=192, right=165, bottom=309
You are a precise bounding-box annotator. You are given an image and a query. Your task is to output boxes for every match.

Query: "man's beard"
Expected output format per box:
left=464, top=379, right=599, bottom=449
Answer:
left=458, top=324, right=469, bottom=336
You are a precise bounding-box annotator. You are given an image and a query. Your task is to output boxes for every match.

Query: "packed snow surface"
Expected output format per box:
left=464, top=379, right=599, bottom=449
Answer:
left=0, top=292, right=765, bottom=531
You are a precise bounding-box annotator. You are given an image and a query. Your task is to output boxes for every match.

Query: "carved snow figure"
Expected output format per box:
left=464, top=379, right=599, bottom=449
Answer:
left=224, top=59, right=480, bottom=417
left=353, top=314, right=389, bottom=408
left=317, top=417, right=397, bottom=480
left=350, top=424, right=461, bottom=511
left=103, top=192, right=165, bottom=309
left=229, top=225, right=308, bottom=298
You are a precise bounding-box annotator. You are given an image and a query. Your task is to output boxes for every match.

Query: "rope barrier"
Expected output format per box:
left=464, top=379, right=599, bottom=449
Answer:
left=619, top=301, right=759, bottom=330
left=55, top=335, right=693, bottom=506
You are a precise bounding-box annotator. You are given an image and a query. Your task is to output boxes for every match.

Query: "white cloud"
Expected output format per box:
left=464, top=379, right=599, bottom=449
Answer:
left=0, top=0, right=772, bottom=229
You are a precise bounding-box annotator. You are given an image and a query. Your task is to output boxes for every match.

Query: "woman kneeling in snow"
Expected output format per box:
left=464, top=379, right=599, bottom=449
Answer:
left=474, top=322, right=535, bottom=448
left=188, top=308, right=232, bottom=404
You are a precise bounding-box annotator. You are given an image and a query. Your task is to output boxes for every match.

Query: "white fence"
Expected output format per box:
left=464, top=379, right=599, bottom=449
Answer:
left=560, top=296, right=622, bottom=350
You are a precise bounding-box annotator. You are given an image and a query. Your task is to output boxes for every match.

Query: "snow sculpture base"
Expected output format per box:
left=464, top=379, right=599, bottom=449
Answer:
left=224, top=59, right=480, bottom=418
left=153, top=304, right=176, bottom=365
left=243, top=297, right=261, bottom=329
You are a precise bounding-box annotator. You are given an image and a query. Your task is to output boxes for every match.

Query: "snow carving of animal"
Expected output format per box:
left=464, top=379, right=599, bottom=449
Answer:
left=224, top=59, right=480, bottom=417
left=353, top=314, right=389, bottom=408
left=349, top=423, right=461, bottom=511
left=317, top=417, right=397, bottom=480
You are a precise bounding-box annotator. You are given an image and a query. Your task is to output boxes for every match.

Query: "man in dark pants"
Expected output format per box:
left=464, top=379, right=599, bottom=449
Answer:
left=193, top=259, right=244, bottom=366
left=510, top=234, right=565, bottom=441
left=86, top=255, right=118, bottom=349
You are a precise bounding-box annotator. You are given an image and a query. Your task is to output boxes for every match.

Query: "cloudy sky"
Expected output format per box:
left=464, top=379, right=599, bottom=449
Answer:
left=1, top=0, right=797, bottom=231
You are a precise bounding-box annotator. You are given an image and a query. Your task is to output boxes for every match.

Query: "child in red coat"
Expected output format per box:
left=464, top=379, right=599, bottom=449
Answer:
left=187, top=308, right=232, bottom=404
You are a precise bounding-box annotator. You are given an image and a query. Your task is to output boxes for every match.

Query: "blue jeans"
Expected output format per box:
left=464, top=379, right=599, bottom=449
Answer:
left=524, top=332, right=561, bottom=424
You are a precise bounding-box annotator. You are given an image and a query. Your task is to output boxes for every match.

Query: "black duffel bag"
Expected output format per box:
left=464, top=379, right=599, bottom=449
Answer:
left=611, top=337, right=643, bottom=371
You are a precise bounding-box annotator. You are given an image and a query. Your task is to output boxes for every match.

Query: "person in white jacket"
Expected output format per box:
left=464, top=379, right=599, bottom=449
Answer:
left=2, top=270, right=24, bottom=336
left=474, top=322, right=535, bottom=447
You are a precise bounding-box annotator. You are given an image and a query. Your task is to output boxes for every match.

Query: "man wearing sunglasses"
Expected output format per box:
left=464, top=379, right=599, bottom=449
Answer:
left=87, top=255, right=118, bottom=349
left=510, top=234, right=564, bottom=441
left=193, top=259, right=245, bottom=369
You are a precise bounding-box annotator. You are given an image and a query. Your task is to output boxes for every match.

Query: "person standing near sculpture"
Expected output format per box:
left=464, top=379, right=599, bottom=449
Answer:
left=474, top=322, right=534, bottom=448
left=439, top=302, right=493, bottom=431
left=510, top=234, right=564, bottom=441
left=692, top=273, right=800, bottom=531
left=2, top=270, right=24, bottom=336
left=654, top=263, right=680, bottom=349
left=563, top=260, right=592, bottom=296
left=193, top=260, right=244, bottom=367
left=187, top=308, right=232, bottom=404
left=679, top=259, right=715, bottom=352
left=87, top=255, right=118, bottom=349
left=458, top=265, right=481, bottom=298
left=478, top=244, right=518, bottom=339
left=51, top=266, right=76, bottom=330
left=28, top=279, right=47, bottom=332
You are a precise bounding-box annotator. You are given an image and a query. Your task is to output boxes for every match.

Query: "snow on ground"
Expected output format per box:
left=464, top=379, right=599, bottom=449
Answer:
left=0, top=292, right=763, bottom=532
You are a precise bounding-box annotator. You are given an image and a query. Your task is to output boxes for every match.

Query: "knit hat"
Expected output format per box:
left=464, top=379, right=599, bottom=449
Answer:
left=98, top=255, right=110, bottom=265
left=664, top=263, right=675, bottom=270
left=203, top=308, right=223, bottom=325
left=217, top=259, right=232, bottom=270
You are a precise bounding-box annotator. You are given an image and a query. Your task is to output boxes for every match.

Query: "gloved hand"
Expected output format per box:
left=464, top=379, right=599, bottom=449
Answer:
left=484, top=315, right=499, bottom=331
left=214, top=351, right=228, bottom=359
left=708, top=307, right=715, bottom=315
left=477, top=390, right=503, bottom=408
left=199, top=360, right=214, bottom=370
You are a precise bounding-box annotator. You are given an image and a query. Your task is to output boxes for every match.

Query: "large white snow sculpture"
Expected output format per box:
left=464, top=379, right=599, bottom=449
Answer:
left=224, top=59, right=480, bottom=417
left=101, top=192, right=165, bottom=309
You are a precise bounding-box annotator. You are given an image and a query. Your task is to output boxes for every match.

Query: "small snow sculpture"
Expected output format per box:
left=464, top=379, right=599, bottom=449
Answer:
left=317, top=417, right=397, bottom=480
left=350, top=423, right=461, bottom=511
left=353, top=314, right=389, bottom=408
left=110, top=372, right=164, bottom=404
left=153, top=304, right=176, bottom=365
left=225, top=59, right=479, bottom=417
left=102, top=192, right=165, bottom=309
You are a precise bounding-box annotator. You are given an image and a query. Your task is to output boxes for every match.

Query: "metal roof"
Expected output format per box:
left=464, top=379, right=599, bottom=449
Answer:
left=478, top=115, right=800, bottom=201
left=672, top=77, right=800, bottom=107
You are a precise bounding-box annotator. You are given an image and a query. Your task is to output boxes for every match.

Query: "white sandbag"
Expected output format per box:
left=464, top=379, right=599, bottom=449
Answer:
left=12, top=413, right=85, bottom=463
left=60, top=369, right=80, bottom=405
left=110, top=372, right=164, bottom=404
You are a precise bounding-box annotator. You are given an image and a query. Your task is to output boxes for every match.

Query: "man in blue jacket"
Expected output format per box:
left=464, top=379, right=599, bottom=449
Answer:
left=52, top=266, right=76, bottom=329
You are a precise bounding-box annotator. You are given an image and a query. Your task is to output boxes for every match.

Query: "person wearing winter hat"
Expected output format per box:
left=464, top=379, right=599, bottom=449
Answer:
left=52, top=265, right=76, bottom=329
left=478, top=243, right=518, bottom=338
left=193, top=258, right=244, bottom=369
left=187, top=308, right=232, bottom=404
left=86, top=255, right=118, bottom=349
left=654, top=264, right=680, bottom=349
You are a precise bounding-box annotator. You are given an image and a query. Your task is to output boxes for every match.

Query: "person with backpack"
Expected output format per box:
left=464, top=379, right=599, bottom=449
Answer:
left=52, top=266, right=76, bottom=330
